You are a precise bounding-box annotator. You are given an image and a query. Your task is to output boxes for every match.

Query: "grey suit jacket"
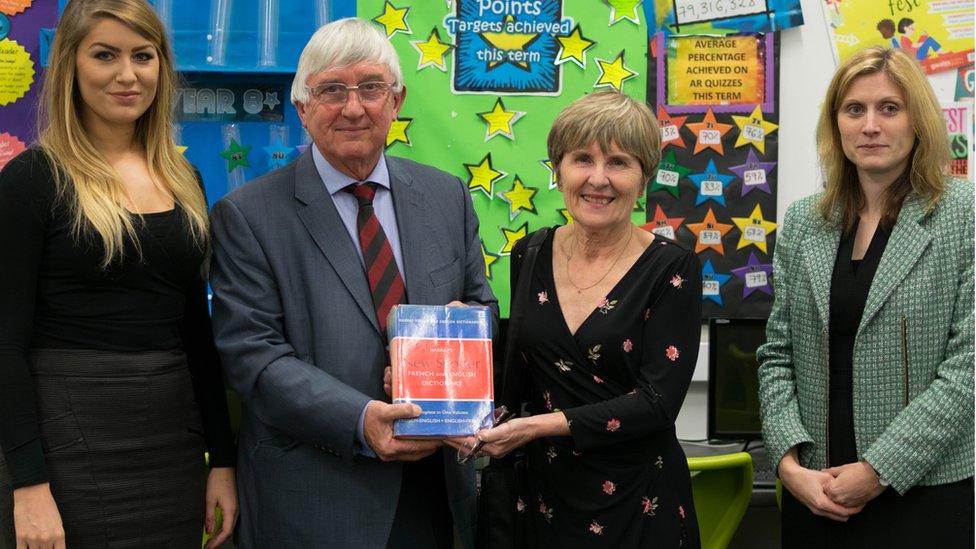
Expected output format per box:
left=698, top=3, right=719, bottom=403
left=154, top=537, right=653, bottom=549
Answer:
left=210, top=150, right=498, bottom=548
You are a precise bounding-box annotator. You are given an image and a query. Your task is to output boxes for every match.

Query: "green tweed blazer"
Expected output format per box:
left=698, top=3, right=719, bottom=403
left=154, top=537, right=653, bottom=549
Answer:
left=757, top=178, right=974, bottom=495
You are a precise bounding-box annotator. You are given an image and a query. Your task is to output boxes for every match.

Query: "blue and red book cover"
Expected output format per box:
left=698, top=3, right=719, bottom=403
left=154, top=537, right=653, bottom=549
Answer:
left=388, top=304, right=494, bottom=438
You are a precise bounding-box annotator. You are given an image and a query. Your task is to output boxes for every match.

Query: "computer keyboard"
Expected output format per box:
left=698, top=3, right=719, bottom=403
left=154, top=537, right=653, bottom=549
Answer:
left=750, top=446, right=776, bottom=487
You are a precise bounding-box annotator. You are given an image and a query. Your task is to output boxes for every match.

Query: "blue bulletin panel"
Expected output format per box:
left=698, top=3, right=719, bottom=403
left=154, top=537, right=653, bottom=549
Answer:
left=156, top=0, right=354, bottom=206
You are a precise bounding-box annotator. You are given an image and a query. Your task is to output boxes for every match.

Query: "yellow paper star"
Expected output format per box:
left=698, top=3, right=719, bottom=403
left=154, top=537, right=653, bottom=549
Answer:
left=731, top=204, right=777, bottom=254
left=410, top=28, right=452, bottom=71
left=595, top=51, right=637, bottom=91
left=477, top=98, right=525, bottom=141
left=558, top=208, right=574, bottom=224
left=372, top=1, right=411, bottom=38
left=605, top=0, right=643, bottom=25
left=480, top=15, right=539, bottom=70
left=464, top=153, right=507, bottom=198
left=176, top=145, right=188, bottom=155
left=499, top=176, right=538, bottom=220
left=555, top=24, right=595, bottom=68
left=540, top=159, right=558, bottom=190
left=732, top=105, right=779, bottom=154
left=482, top=243, right=500, bottom=279
left=499, top=222, right=529, bottom=256
left=385, top=117, right=412, bottom=148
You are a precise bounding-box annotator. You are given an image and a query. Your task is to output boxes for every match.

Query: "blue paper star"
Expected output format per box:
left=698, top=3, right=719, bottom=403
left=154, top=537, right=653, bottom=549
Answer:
left=264, top=137, right=295, bottom=169
left=688, top=159, right=734, bottom=206
left=701, top=259, right=732, bottom=306
left=731, top=252, right=774, bottom=299
left=728, top=149, right=777, bottom=197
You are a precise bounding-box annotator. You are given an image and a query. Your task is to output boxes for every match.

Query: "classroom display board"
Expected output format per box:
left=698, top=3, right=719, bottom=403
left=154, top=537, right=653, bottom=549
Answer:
left=1, top=0, right=810, bottom=321
left=365, top=0, right=651, bottom=316
left=647, top=32, right=780, bottom=319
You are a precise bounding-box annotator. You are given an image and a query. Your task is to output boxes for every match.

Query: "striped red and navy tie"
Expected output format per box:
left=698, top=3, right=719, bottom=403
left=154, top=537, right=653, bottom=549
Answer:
left=345, top=182, right=406, bottom=334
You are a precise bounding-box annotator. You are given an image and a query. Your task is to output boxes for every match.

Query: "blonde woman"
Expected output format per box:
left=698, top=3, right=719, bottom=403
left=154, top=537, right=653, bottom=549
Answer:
left=758, top=46, right=973, bottom=547
left=0, top=0, right=237, bottom=547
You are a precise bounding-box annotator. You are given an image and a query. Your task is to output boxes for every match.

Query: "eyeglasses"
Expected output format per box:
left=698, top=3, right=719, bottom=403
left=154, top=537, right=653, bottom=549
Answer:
left=305, top=81, right=395, bottom=104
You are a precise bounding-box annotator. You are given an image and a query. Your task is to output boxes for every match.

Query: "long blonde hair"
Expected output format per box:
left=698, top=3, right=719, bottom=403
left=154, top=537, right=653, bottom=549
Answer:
left=38, top=0, right=208, bottom=267
left=815, top=46, right=948, bottom=232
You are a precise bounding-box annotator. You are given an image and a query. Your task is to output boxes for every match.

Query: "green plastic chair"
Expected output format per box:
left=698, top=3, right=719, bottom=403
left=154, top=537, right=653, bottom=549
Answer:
left=687, top=452, right=754, bottom=549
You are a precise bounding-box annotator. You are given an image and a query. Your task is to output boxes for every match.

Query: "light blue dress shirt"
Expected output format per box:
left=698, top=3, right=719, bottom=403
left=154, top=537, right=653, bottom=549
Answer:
left=311, top=146, right=405, bottom=458
left=311, top=146, right=406, bottom=280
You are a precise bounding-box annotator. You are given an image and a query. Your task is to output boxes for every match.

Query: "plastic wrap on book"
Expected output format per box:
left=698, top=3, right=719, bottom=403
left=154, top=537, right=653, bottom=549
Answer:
left=388, top=304, right=494, bottom=438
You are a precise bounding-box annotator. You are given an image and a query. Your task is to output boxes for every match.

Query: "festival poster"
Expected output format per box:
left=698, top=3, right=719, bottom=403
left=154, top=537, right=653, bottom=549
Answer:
left=942, top=102, right=972, bottom=180
left=647, top=32, right=779, bottom=319
left=954, top=65, right=974, bottom=101
left=363, top=0, right=649, bottom=316
left=646, top=0, right=804, bottom=35
left=823, top=0, right=974, bottom=75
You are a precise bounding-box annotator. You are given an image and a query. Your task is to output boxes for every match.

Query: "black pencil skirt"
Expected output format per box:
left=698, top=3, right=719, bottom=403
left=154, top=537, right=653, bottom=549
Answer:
left=29, top=348, right=207, bottom=548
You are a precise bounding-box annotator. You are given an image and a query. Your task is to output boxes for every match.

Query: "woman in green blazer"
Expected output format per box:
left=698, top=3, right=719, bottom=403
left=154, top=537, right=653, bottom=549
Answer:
left=758, top=46, right=973, bottom=547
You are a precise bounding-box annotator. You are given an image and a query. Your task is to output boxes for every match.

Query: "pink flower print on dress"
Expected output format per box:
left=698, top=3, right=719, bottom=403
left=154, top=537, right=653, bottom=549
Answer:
left=542, top=390, right=553, bottom=411
left=597, top=298, right=618, bottom=314
left=678, top=505, right=686, bottom=519
left=642, top=496, right=659, bottom=515
left=538, top=497, right=553, bottom=522
left=546, top=446, right=558, bottom=463
left=589, top=521, right=605, bottom=535
left=644, top=308, right=651, bottom=321
left=593, top=375, right=604, bottom=384
left=670, top=274, right=685, bottom=288
left=606, top=418, right=621, bottom=432
left=538, top=290, right=549, bottom=305
left=516, top=498, right=526, bottom=512
left=555, top=359, right=573, bottom=372
left=665, top=345, right=680, bottom=362
left=602, top=481, right=616, bottom=495
left=622, top=339, right=633, bottom=353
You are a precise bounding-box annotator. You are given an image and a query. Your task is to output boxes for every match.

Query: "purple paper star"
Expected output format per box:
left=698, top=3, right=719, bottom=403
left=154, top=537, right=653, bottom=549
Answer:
left=729, top=149, right=776, bottom=197
left=731, top=252, right=774, bottom=298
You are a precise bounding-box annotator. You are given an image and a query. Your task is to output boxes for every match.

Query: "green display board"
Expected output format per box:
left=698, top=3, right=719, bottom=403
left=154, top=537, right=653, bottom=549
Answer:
left=361, top=0, right=649, bottom=316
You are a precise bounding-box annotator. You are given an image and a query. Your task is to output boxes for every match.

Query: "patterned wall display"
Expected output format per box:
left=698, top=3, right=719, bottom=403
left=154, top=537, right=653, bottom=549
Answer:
left=646, top=32, right=780, bottom=319
left=362, top=0, right=651, bottom=317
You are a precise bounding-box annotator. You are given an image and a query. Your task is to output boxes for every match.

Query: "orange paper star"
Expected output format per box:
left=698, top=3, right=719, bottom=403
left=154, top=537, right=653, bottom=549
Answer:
left=657, top=105, right=687, bottom=150
left=686, top=208, right=734, bottom=255
left=686, top=108, right=733, bottom=155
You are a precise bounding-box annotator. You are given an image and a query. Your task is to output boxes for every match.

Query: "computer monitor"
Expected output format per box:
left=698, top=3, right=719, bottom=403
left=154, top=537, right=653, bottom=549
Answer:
left=707, top=318, right=767, bottom=441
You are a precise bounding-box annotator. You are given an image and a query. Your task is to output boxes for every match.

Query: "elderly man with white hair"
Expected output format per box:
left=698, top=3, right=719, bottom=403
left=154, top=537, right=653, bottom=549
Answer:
left=209, top=17, right=497, bottom=548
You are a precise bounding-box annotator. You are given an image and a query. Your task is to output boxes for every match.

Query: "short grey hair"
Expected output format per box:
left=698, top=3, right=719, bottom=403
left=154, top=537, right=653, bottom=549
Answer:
left=290, top=17, right=404, bottom=105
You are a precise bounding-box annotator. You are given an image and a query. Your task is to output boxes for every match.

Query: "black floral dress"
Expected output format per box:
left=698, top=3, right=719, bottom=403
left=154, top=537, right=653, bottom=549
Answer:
left=510, top=228, right=703, bottom=548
